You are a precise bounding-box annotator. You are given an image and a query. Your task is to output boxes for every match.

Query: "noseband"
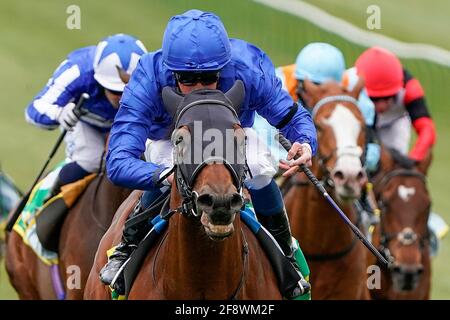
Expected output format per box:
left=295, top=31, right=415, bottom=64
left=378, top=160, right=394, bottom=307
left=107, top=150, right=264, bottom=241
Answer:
left=162, top=84, right=247, bottom=219
left=309, top=95, right=364, bottom=188
left=174, top=156, right=246, bottom=218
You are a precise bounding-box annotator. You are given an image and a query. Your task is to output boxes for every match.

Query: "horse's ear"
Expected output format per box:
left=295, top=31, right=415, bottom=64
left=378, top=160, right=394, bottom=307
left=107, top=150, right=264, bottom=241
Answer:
left=116, top=65, right=130, bottom=84
left=379, top=146, right=395, bottom=173
left=303, top=78, right=321, bottom=103
left=162, top=86, right=183, bottom=118
left=415, top=150, right=433, bottom=176
left=224, top=80, right=245, bottom=114
left=349, top=76, right=365, bottom=99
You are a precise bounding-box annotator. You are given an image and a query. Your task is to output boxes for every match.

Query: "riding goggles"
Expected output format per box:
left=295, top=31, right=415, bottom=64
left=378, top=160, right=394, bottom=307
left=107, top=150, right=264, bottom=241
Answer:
left=174, top=71, right=220, bottom=86
left=104, top=88, right=123, bottom=96
left=369, top=94, right=396, bottom=102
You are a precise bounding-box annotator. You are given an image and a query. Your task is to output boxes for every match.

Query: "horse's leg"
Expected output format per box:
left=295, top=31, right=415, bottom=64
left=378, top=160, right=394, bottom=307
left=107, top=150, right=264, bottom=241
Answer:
left=4, top=232, right=39, bottom=299
left=84, top=244, right=113, bottom=300
left=84, top=192, right=140, bottom=300
left=34, top=259, right=57, bottom=299
left=59, top=211, right=106, bottom=300
left=4, top=232, right=55, bottom=299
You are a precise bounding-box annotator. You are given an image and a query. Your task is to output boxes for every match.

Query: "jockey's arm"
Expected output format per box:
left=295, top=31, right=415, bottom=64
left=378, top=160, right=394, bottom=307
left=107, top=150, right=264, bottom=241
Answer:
left=25, top=60, right=82, bottom=130
left=253, top=51, right=317, bottom=157
left=106, top=56, right=170, bottom=191
left=403, top=70, right=437, bottom=162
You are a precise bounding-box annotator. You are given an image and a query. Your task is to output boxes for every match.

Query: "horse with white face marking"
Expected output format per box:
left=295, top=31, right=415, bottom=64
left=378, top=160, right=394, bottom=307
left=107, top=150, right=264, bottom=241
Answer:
left=370, top=148, right=432, bottom=300
left=284, top=79, right=370, bottom=299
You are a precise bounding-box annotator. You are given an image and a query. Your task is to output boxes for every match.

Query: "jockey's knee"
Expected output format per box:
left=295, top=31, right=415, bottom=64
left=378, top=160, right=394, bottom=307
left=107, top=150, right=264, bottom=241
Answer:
left=59, top=161, right=90, bottom=185
left=245, top=174, right=272, bottom=190
left=141, top=185, right=170, bottom=209
left=246, top=175, right=284, bottom=216
left=75, top=157, right=102, bottom=174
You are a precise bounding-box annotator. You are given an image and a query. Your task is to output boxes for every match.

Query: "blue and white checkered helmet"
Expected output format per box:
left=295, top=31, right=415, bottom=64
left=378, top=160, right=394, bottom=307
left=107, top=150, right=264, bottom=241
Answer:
left=93, top=33, right=147, bottom=92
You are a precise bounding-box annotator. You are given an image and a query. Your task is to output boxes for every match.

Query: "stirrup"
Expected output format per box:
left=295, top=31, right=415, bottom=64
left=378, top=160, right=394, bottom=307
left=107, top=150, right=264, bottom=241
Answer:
left=109, top=256, right=132, bottom=293
left=292, top=278, right=311, bottom=298
left=288, top=239, right=311, bottom=299
left=286, top=255, right=310, bottom=293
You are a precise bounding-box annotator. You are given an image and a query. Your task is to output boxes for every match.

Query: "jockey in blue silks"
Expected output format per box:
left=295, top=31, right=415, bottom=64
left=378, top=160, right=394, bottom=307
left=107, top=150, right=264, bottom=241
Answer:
left=25, top=34, right=147, bottom=191
left=100, top=10, right=317, bottom=299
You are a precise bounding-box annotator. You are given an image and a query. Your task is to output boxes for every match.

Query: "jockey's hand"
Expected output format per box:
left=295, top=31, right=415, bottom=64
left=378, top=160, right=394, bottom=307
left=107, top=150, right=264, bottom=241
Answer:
left=279, top=142, right=312, bottom=177
left=166, top=173, right=174, bottom=186
left=160, top=170, right=174, bottom=187
left=56, top=102, right=80, bottom=131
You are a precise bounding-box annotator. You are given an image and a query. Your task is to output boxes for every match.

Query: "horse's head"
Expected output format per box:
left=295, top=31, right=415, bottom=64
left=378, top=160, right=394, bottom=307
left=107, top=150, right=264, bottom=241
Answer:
left=375, top=148, right=432, bottom=292
left=163, top=81, right=247, bottom=241
left=304, top=78, right=367, bottom=202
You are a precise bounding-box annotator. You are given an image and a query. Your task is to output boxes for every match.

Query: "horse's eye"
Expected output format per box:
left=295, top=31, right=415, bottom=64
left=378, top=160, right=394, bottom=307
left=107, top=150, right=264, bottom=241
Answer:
left=378, top=199, right=388, bottom=212
left=175, top=136, right=183, bottom=146
left=171, top=128, right=190, bottom=146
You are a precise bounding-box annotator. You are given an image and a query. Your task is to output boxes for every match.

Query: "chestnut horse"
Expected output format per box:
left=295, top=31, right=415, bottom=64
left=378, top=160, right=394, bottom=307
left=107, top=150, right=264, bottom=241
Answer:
left=5, top=172, right=131, bottom=299
left=369, top=148, right=432, bottom=299
left=85, top=85, right=281, bottom=299
left=284, top=79, right=370, bottom=299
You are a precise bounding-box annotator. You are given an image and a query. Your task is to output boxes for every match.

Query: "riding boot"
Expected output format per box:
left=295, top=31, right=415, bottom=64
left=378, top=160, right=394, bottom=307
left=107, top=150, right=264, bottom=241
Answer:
left=99, top=186, right=170, bottom=294
left=48, top=162, right=90, bottom=199
left=247, top=178, right=310, bottom=298
left=260, top=208, right=311, bottom=299
left=99, top=200, right=146, bottom=293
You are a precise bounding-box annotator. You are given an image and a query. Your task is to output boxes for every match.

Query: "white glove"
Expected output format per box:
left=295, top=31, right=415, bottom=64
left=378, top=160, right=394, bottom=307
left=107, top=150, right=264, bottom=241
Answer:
left=56, top=102, right=80, bottom=131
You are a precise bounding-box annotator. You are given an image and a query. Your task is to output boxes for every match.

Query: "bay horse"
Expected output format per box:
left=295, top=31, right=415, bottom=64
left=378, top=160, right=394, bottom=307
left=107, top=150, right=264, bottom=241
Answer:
left=284, top=79, right=370, bottom=299
left=5, top=170, right=131, bottom=299
left=369, top=147, right=432, bottom=299
left=85, top=83, right=281, bottom=299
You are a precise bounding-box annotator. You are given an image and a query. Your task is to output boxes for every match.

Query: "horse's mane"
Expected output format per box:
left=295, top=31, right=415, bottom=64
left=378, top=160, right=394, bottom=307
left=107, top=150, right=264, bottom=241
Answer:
left=388, top=148, right=416, bottom=169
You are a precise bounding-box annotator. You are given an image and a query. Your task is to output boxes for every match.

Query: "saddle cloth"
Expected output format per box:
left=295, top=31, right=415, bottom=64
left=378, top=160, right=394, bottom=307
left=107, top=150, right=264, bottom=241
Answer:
left=13, top=161, right=96, bottom=265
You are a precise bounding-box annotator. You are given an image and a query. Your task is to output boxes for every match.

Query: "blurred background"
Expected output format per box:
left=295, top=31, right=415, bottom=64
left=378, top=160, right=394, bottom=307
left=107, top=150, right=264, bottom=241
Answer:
left=0, top=0, right=449, bottom=299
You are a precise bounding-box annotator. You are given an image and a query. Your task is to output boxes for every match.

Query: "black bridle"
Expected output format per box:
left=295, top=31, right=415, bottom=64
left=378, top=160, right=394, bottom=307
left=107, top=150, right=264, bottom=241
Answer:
left=173, top=156, right=246, bottom=218
left=374, top=169, right=429, bottom=264
left=161, top=84, right=248, bottom=219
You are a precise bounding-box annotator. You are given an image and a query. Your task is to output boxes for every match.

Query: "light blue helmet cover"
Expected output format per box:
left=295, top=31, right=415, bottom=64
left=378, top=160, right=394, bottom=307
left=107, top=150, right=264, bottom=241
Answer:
left=294, top=42, right=345, bottom=83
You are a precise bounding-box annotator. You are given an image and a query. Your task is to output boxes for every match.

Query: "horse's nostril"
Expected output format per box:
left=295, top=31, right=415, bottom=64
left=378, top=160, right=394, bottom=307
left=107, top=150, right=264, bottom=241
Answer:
left=356, top=170, right=365, bottom=181
left=229, top=193, right=243, bottom=211
left=392, top=265, right=402, bottom=274
left=197, top=194, right=215, bottom=209
left=416, top=266, right=424, bottom=275
left=333, top=170, right=345, bottom=181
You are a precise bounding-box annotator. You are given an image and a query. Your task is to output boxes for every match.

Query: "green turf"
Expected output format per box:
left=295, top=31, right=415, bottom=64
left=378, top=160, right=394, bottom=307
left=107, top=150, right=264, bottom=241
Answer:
left=0, top=263, right=17, bottom=300
left=304, top=0, right=450, bottom=51
left=0, top=0, right=449, bottom=299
